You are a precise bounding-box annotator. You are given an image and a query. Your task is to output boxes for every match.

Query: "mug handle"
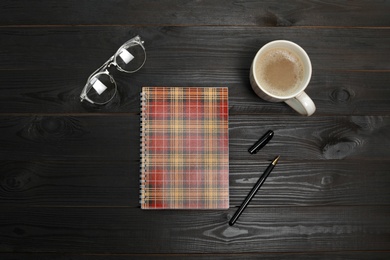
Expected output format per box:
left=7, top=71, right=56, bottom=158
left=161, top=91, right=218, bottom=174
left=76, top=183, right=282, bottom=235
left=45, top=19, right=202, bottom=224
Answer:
left=284, top=91, right=316, bottom=116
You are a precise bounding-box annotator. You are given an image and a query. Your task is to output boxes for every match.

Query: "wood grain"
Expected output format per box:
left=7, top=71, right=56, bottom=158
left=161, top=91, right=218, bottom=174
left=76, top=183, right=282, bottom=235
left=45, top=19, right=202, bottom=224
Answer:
left=0, top=206, right=388, bottom=253
left=0, top=27, right=389, bottom=71
left=0, top=160, right=389, bottom=208
left=2, top=252, right=390, bottom=260
left=229, top=115, right=390, bottom=161
left=0, top=251, right=390, bottom=260
left=1, top=115, right=388, bottom=161
left=1, top=0, right=389, bottom=27
left=0, top=0, right=389, bottom=257
left=0, top=115, right=139, bottom=161
left=229, top=160, right=390, bottom=207
left=0, top=69, right=389, bottom=115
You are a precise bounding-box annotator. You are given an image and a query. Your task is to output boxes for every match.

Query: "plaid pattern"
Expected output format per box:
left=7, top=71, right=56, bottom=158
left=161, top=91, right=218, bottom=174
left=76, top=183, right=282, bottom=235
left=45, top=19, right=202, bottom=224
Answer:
left=140, top=87, right=229, bottom=209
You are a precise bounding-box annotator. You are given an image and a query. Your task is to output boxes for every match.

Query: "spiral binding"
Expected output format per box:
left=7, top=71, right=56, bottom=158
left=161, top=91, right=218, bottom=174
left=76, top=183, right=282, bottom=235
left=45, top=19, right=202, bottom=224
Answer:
left=139, top=90, right=148, bottom=207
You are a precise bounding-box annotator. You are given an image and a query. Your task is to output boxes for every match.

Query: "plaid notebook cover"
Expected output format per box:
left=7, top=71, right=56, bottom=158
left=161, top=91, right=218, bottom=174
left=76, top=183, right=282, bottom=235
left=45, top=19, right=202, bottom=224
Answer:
left=140, top=87, right=229, bottom=209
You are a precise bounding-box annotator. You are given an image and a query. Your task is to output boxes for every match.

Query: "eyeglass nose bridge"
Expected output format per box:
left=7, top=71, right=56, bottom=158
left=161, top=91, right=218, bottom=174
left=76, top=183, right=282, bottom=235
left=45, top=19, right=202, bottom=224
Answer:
left=106, top=58, right=118, bottom=69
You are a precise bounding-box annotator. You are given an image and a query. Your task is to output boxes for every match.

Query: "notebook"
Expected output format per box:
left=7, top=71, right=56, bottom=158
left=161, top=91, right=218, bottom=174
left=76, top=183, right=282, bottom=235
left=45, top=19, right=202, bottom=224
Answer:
left=140, top=87, right=229, bottom=209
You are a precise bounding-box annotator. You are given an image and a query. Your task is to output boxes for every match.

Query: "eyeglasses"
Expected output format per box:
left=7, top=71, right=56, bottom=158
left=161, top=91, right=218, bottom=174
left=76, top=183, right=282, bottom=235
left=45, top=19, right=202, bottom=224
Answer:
left=80, top=35, right=146, bottom=105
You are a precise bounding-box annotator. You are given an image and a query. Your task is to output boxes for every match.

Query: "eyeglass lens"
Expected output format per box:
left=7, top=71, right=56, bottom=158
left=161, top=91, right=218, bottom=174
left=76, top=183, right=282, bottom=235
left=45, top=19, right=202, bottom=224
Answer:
left=85, top=73, right=117, bottom=104
left=115, top=42, right=146, bottom=72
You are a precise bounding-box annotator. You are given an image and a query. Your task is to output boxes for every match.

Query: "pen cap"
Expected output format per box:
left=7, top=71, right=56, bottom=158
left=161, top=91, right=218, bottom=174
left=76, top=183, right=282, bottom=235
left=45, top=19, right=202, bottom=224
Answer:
left=248, top=130, right=274, bottom=154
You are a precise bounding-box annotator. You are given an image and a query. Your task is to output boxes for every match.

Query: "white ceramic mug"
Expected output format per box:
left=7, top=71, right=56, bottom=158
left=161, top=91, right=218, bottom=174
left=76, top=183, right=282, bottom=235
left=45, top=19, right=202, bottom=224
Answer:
left=250, top=40, right=316, bottom=116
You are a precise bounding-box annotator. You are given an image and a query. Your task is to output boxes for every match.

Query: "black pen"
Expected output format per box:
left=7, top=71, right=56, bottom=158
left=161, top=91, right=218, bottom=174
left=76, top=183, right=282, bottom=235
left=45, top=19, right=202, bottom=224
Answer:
left=229, top=156, right=280, bottom=226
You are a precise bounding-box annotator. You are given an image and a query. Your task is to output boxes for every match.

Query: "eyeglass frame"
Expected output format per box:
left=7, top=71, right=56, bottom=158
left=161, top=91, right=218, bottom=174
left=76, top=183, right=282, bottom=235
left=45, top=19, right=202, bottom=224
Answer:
left=80, top=35, right=146, bottom=105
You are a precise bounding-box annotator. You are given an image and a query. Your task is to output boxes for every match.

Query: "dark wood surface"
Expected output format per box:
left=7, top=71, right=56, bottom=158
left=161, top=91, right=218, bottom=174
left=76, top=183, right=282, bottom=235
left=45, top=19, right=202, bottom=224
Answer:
left=0, top=1, right=389, bottom=259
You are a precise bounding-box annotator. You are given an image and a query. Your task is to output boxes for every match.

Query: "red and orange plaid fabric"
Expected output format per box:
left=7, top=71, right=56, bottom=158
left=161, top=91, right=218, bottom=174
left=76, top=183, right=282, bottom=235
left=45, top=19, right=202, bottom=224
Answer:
left=140, top=87, right=229, bottom=209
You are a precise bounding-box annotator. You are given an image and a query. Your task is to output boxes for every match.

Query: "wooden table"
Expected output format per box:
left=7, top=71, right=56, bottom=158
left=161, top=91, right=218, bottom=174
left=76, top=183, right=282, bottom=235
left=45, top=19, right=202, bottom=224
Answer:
left=1, top=1, right=389, bottom=258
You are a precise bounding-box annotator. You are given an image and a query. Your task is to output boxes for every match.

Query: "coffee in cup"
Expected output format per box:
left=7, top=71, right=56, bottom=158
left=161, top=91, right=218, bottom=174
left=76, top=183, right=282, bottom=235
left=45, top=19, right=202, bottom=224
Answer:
left=250, top=40, right=316, bottom=116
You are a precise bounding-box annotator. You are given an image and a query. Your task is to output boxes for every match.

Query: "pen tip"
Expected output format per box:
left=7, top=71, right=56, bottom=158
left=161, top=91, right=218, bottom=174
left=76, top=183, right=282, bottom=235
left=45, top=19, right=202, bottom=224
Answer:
left=272, top=156, right=280, bottom=165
